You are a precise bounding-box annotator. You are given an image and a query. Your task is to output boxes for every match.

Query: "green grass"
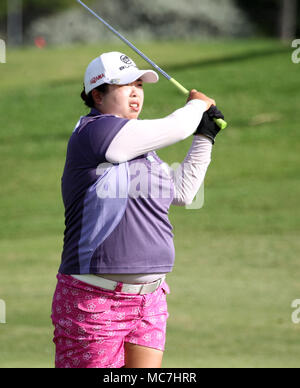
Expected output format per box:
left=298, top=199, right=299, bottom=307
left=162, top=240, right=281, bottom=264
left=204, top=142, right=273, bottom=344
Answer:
left=0, top=39, right=300, bottom=368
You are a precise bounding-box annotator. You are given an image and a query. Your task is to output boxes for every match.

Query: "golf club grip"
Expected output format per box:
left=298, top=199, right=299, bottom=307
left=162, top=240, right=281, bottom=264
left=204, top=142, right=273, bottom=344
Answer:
left=169, top=78, right=228, bottom=130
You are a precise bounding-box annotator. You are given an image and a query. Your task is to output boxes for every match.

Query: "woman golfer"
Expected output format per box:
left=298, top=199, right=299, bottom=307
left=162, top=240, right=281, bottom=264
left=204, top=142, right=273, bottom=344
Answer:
left=51, top=51, right=224, bottom=368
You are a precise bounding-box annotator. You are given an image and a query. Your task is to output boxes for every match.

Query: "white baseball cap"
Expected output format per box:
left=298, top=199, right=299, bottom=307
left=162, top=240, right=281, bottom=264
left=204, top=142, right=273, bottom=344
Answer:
left=84, top=51, right=159, bottom=95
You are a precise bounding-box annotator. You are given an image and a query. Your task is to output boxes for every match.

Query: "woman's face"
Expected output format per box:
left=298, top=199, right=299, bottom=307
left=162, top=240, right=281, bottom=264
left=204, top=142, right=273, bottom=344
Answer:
left=96, top=79, right=144, bottom=120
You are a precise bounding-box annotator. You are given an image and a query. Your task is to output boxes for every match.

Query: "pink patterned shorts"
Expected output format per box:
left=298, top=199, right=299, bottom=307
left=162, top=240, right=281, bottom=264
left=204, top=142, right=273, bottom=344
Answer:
left=51, top=273, right=170, bottom=368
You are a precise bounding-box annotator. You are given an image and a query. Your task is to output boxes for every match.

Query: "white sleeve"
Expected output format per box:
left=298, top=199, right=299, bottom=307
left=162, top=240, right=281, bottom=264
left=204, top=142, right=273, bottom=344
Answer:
left=105, top=99, right=207, bottom=164
left=171, top=135, right=213, bottom=206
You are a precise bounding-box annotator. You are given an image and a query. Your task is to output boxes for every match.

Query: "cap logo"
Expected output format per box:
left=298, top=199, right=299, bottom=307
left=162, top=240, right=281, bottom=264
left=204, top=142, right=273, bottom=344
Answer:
left=120, top=55, right=133, bottom=65
left=119, top=55, right=137, bottom=71
left=90, top=73, right=105, bottom=84
left=110, top=79, right=121, bottom=84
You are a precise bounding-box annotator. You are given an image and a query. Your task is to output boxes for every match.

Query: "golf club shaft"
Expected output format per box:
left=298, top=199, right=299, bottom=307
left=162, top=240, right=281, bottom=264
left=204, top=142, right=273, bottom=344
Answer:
left=77, top=0, right=227, bottom=130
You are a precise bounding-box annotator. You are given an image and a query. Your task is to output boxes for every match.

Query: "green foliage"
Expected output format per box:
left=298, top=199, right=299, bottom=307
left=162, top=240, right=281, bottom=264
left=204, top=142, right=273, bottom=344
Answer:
left=21, top=0, right=73, bottom=10
left=0, top=0, right=75, bottom=31
left=235, top=0, right=300, bottom=35
left=1, top=0, right=299, bottom=41
left=27, top=0, right=253, bottom=45
left=2, top=0, right=74, bottom=13
left=24, top=0, right=74, bottom=21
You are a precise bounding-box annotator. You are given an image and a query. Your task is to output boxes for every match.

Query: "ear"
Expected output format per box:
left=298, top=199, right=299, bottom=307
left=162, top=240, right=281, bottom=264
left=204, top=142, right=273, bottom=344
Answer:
left=91, top=89, right=103, bottom=106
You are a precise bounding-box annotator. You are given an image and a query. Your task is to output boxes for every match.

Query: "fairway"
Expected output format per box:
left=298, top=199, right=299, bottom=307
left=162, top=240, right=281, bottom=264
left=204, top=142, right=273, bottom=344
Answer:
left=0, top=40, right=300, bottom=368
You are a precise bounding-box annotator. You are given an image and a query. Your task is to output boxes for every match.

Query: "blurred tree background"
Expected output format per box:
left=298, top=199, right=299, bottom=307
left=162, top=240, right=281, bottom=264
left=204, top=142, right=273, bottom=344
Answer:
left=236, top=0, right=299, bottom=40
left=0, top=0, right=299, bottom=46
left=0, top=0, right=74, bottom=22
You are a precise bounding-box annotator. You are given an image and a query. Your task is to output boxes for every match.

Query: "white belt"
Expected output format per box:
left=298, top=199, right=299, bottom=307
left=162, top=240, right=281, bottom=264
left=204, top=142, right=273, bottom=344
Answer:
left=71, top=274, right=165, bottom=295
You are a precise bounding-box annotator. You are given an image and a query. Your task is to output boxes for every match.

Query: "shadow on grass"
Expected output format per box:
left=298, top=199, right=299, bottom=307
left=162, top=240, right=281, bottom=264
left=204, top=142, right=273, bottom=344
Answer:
left=163, top=46, right=290, bottom=73
left=47, top=46, right=290, bottom=89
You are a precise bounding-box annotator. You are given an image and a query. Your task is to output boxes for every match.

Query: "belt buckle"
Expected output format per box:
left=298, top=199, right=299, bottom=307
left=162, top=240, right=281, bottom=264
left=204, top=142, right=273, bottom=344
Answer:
left=139, top=278, right=164, bottom=295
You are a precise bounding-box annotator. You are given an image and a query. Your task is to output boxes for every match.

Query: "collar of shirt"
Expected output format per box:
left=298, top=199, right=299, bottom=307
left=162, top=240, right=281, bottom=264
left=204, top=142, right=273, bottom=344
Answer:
left=89, top=108, right=124, bottom=119
left=89, top=108, right=102, bottom=117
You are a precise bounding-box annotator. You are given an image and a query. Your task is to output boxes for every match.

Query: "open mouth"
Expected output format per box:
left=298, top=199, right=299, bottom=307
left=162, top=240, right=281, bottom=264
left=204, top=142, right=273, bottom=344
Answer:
left=129, top=102, right=140, bottom=112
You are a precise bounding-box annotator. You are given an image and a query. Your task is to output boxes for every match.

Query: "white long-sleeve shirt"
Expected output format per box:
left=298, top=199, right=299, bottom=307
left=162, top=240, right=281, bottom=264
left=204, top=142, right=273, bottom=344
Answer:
left=105, top=99, right=213, bottom=207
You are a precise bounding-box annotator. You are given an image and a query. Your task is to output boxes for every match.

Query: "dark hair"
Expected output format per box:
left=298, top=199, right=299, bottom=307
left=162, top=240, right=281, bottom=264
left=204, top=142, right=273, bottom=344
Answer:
left=80, top=83, right=109, bottom=108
